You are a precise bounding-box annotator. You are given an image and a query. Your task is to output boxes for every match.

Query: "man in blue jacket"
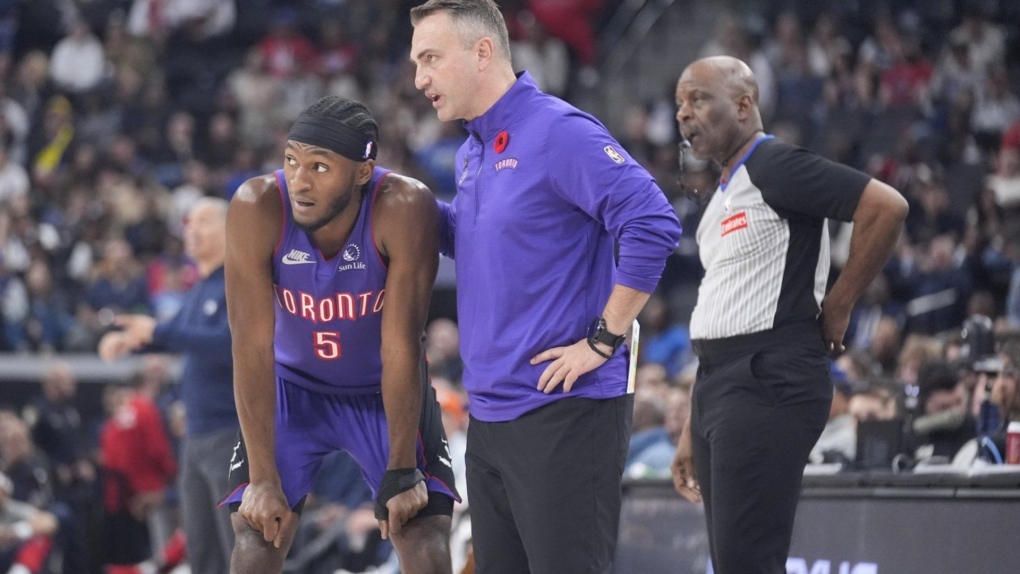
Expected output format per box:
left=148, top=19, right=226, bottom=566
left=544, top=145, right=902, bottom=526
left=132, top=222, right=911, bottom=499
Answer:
left=409, top=2, right=682, bottom=572
left=99, top=197, right=237, bottom=574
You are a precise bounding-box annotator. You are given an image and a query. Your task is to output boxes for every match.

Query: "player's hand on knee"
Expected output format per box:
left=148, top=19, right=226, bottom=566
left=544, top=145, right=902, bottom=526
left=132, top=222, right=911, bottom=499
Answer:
left=380, top=481, right=428, bottom=539
left=671, top=420, right=702, bottom=504
left=239, top=481, right=297, bottom=548
left=376, top=469, right=428, bottom=540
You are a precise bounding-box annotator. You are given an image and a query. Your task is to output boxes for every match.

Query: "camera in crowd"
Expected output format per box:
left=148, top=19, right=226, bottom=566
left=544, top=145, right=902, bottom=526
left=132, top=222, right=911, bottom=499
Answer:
left=852, top=315, right=1020, bottom=472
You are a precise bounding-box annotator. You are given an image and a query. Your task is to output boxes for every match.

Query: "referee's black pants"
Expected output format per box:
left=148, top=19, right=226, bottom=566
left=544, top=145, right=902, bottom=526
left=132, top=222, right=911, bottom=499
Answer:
left=691, top=322, right=831, bottom=574
left=466, top=393, right=633, bottom=574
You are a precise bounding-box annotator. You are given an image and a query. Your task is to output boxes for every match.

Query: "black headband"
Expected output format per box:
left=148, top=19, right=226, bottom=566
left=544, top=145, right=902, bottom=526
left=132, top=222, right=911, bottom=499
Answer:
left=287, top=114, right=378, bottom=162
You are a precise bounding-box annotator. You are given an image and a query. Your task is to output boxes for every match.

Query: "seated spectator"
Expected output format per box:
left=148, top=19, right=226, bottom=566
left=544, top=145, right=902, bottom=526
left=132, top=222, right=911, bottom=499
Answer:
left=637, top=295, right=692, bottom=378
left=258, top=8, right=318, bottom=80
left=510, top=11, right=569, bottom=97
left=869, top=315, right=903, bottom=376
left=22, top=362, right=96, bottom=574
left=22, top=363, right=94, bottom=498
left=48, top=19, right=107, bottom=95
left=99, top=383, right=177, bottom=572
left=227, top=48, right=282, bottom=145
left=895, top=334, right=943, bottom=387
left=959, top=337, right=1020, bottom=465
left=929, top=34, right=982, bottom=108
left=878, top=33, right=931, bottom=109
left=0, top=134, right=28, bottom=205
left=971, top=64, right=1020, bottom=148
left=904, top=236, right=973, bottom=335
left=27, top=95, right=75, bottom=184
left=905, top=165, right=965, bottom=243
left=626, top=392, right=667, bottom=470
left=317, top=19, right=359, bottom=78
left=78, top=237, right=150, bottom=342
left=948, top=9, right=1005, bottom=74
left=849, top=382, right=899, bottom=424
left=425, top=318, right=463, bottom=385
left=625, top=387, right=690, bottom=478
left=987, top=133, right=1020, bottom=226
left=634, top=363, right=670, bottom=400
left=809, top=366, right=857, bottom=464
left=0, top=471, right=59, bottom=574
left=847, top=276, right=904, bottom=351
left=912, top=360, right=974, bottom=461
left=5, top=260, right=80, bottom=353
left=0, top=412, right=54, bottom=510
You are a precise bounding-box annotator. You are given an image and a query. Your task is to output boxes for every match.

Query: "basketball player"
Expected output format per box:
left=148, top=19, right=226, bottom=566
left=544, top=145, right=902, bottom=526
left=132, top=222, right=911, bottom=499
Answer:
left=221, top=96, right=458, bottom=574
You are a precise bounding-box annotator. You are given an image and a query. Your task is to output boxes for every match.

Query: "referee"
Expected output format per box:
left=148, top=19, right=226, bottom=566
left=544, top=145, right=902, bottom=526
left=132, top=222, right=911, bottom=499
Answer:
left=670, top=56, right=907, bottom=573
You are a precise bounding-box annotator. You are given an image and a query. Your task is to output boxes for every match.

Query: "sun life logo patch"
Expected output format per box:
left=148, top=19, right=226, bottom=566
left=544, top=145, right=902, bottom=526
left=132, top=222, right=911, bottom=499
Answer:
left=338, top=244, right=367, bottom=272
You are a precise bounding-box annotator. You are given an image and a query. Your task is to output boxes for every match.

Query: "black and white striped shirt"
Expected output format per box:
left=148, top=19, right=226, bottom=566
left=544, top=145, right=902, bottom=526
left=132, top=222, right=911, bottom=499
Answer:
left=689, top=137, right=869, bottom=340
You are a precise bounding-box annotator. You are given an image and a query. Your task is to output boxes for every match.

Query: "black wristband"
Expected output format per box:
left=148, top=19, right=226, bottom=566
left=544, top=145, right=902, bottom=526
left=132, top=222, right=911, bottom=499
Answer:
left=374, top=468, right=425, bottom=520
left=587, top=337, right=613, bottom=359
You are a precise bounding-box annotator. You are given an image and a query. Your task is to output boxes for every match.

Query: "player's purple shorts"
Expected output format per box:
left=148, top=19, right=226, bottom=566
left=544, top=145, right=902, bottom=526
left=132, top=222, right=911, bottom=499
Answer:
left=220, top=375, right=459, bottom=513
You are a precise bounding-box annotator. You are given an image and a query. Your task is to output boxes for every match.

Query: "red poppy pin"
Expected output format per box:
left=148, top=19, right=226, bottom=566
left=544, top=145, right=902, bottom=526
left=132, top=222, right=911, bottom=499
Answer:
left=494, top=130, right=509, bottom=153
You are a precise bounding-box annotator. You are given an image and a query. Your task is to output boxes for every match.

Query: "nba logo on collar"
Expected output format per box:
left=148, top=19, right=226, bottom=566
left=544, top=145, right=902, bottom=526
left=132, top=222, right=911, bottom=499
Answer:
left=338, top=244, right=367, bottom=272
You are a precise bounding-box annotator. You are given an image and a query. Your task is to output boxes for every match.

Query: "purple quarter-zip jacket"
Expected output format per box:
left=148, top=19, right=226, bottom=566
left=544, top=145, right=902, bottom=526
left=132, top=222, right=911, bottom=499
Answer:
left=439, top=72, right=681, bottom=422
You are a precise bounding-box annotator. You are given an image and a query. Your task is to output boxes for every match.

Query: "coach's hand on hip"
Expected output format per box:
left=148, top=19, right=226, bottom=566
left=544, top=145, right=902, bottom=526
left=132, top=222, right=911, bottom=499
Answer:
left=671, top=418, right=702, bottom=504
left=532, top=339, right=609, bottom=394
left=239, top=480, right=296, bottom=548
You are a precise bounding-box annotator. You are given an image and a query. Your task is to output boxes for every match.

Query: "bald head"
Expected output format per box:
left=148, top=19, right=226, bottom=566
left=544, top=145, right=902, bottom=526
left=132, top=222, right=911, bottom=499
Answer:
left=686, top=56, right=759, bottom=105
left=675, top=56, right=764, bottom=165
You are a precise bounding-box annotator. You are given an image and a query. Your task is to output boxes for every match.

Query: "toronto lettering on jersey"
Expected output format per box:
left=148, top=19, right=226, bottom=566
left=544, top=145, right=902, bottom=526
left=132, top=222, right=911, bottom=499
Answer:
left=275, top=286, right=385, bottom=322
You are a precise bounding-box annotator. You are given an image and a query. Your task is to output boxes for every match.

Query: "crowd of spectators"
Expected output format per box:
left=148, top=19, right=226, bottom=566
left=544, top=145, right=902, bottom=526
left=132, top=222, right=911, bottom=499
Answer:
left=1, top=0, right=1020, bottom=572
left=616, top=0, right=1020, bottom=479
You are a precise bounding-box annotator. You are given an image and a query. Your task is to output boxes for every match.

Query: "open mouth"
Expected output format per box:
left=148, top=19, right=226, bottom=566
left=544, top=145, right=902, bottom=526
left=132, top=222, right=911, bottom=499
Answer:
left=293, top=198, right=315, bottom=213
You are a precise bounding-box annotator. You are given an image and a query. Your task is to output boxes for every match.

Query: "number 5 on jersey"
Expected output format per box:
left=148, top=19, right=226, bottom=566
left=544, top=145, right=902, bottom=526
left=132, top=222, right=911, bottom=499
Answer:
left=315, top=331, right=342, bottom=359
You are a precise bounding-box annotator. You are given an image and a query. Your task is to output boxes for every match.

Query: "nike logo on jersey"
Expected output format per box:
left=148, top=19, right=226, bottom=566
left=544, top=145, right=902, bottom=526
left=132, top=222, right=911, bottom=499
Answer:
left=282, top=249, right=314, bottom=265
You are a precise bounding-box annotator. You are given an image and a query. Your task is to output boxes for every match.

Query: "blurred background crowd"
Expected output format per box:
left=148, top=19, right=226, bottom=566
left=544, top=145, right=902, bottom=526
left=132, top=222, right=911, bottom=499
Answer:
left=1, top=0, right=1019, bottom=572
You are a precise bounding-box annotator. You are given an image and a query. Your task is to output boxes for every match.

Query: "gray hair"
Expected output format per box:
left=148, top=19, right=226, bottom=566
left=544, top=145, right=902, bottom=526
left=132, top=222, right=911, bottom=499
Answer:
left=411, top=0, right=512, bottom=62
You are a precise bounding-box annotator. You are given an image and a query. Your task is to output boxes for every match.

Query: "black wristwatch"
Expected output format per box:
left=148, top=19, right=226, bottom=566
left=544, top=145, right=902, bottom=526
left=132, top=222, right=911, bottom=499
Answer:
left=587, top=317, right=626, bottom=359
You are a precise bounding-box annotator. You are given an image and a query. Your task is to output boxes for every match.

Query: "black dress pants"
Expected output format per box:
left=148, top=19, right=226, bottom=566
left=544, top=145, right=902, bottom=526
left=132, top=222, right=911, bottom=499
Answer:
left=691, top=322, right=832, bottom=574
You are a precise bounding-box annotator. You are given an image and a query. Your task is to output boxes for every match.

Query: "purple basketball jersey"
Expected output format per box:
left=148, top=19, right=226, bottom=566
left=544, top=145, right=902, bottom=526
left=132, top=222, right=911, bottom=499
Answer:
left=272, top=167, right=391, bottom=394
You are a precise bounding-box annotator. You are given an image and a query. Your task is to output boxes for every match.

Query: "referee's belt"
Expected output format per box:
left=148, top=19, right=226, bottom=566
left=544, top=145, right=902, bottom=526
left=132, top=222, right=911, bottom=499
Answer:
left=691, top=319, right=822, bottom=365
